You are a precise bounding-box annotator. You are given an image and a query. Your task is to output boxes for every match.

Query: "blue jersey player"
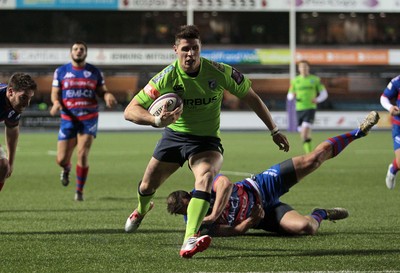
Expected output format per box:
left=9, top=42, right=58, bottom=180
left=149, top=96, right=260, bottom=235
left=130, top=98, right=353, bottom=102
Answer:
left=381, top=75, right=400, bottom=190
left=49, top=41, right=117, bottom=201
left=167, top=111, right=379, bottom=237
left=0, top=73, right=36, bottom=191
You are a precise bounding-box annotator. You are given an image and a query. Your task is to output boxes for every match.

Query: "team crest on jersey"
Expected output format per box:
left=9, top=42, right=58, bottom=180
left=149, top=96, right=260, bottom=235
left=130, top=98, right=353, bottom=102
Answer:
left=231, top=67, right=244, bottom=85
left=8, top=110, right=15, bottom=119
left=210, top=61, right=225, bottom=72
left=144, top=84, right=160, bottom=100
left=84, top=71, right=92, bottom=78
left=64, top=72, right=75, bottom=79
left=208, top=80, right=217, bottom=90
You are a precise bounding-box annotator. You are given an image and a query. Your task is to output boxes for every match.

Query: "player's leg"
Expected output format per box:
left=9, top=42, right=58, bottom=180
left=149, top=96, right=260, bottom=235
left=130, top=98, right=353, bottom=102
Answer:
left=56, top=119, right=77, bottom=186
left=280, top=208, right=348, bottom=235
left=74, top=133, right=94, bottom=201
left=125, top=157, right=180, bottom=232
left=294, top=111, right=379, bottom=181
left=280, top=210, right=320, bottom=235
left=179, top=150, right=223, bottom=258
left=301, top=109, right=316, bottom=154
left=385, top=124, right=400, bottom=189
left=57, top=139, right=76, bottom=186
left=125, top=129, right=185, bottom=233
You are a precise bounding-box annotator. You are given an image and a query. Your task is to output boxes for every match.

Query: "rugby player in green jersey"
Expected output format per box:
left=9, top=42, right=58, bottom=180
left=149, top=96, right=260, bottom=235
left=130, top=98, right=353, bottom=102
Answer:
left=287, top=60, right=328, bottom=153
left=123, top=25, right=290, bottom=258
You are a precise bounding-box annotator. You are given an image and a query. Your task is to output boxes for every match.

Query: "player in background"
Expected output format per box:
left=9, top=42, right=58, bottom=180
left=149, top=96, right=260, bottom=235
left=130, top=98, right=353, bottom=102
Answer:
left=0, top=73, right=36, bottom=191
left=381, top=75, right=400, bottom=190
left=287, top=60, right=328, bottom=154
left=49, top=41, right=117, bottom=201
left=167, top=111, right=379, bottom=237
left=123, top=25, right=290, bottom=258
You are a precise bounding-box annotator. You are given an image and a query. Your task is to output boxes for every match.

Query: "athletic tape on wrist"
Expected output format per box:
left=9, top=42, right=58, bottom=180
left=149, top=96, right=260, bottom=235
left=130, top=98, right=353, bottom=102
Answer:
left=270, top=127, right=280, bottom=136
left=154, top=116, right=162, bottom=127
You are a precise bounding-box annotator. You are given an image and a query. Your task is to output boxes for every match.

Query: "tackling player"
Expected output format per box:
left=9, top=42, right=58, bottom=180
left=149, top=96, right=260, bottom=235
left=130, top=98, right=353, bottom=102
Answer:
left=167, top=111, right=379, bottom=237
left=123, top=25, right=290, bottom=258
left=287, top=60, right=328, bottom=153
left=0, top=73, right=36, bottom=191
left=49, top=41, right=117, bottom=201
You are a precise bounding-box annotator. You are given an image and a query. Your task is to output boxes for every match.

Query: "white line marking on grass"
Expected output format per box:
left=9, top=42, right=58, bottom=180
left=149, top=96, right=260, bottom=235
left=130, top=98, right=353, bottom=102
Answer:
left=47, top=150, right=57, bottom=156
left=220, top=170, right=253, bottom=177
left=354, top=149, right=392, bottom=154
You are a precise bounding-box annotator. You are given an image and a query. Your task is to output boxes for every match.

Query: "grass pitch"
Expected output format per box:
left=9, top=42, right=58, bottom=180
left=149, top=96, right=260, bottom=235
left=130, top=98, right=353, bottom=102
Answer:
left=1, top=129, right=399, bottom=272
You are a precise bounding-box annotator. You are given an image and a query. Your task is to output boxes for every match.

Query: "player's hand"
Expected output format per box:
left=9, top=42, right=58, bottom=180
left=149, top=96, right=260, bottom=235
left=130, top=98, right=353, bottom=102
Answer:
left=157, top=103, right=183, bottom=127
left=390, top=106, right=400, bottom=116
left=104, top=92, right=118, bottom=109
left=49, top=101, right=62, bottom=116
left=272, top=132, right=290, bottom=152
left=249, top=204, right=265, bottom=226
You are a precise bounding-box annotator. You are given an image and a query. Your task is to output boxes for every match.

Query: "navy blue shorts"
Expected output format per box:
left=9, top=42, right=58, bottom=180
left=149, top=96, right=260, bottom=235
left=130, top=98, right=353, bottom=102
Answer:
left=255, top=202, right=294, bottom=233
left=58, top=118, right=98, bottom=140
left=253, top=159, right=297, bottom=233
left=153, top=128, right=224, bottom=166
left=296, top=109, right=316, bottom=126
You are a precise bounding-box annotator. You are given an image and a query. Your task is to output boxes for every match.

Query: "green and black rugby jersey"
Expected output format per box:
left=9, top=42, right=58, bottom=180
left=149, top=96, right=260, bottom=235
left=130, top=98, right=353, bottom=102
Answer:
left=135, top=57, right=251, bottom=137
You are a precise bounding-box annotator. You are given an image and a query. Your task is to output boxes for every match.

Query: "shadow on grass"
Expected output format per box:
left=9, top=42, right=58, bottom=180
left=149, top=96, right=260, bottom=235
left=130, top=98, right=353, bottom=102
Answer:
left=0, top=208, right=124, bottom=213
left=202, top=247, right=400, bottom=259
left=0, top=228, right=182, bottom=236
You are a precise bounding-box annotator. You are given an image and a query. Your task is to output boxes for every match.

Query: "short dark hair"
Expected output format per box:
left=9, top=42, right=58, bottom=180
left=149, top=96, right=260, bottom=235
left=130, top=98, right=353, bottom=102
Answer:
left=166, top=190, right=191, bottom=215
left=175, top=25, right=201, bottom=45
left=8, top=73, right=37, bottom=92
left=298, top=59, right=310, bottom=66
left=71, top=41, right=88, bottom=52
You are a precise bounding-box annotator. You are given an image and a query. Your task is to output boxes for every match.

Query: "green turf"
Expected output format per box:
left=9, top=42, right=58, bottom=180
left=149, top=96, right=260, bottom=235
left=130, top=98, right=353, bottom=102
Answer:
left=1, top=130, right=399, bottom=272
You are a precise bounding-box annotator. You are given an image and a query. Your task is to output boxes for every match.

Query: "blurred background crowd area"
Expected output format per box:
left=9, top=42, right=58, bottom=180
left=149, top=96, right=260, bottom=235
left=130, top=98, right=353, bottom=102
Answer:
left=0, top=6, right=398, bottom=112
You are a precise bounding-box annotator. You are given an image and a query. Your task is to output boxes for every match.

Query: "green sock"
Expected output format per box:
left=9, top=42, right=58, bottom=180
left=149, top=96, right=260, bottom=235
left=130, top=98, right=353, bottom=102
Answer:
left=137, top=191, right=155, bottom=215
left=184, top=197, right=210, bottom=240
left=303, top=140, right=312, bottom=153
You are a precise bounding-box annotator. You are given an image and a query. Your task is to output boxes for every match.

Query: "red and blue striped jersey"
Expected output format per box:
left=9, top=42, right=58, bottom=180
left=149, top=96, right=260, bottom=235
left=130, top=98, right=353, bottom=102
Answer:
left=52, top=63, right=104, bottom=121
left=382, top=75, right=400, bottom=126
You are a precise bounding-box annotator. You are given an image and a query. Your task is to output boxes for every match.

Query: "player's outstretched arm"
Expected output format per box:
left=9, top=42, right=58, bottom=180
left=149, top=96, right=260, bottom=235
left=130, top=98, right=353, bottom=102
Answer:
left=242, top=88, right=290, bottom=152
left=5, top=125, right=19, bottom=178
left=202, top=176, right=233, bottom=225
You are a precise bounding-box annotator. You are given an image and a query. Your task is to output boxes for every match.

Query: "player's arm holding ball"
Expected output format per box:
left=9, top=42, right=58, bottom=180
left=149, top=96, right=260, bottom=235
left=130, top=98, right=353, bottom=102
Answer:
left=124, top=93, right=183, bottom=128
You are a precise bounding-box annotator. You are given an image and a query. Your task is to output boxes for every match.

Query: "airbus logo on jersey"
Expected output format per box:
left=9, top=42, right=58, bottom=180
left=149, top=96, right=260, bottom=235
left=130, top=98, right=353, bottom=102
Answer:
left=183, top=96, right=218, bottom=108
left=173, top=82, right=219, bottom=108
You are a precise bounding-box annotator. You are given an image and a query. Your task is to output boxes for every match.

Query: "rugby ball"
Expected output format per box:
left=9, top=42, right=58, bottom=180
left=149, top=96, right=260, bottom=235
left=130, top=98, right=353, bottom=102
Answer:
left=148, top=93, right=183, bottom=116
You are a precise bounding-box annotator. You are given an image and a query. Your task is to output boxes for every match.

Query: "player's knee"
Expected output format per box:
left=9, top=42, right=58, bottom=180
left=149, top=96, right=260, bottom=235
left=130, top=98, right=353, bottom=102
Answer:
left=295, top=220, right=317, bottom=235
left=56, top=157, right=68, bottom=167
